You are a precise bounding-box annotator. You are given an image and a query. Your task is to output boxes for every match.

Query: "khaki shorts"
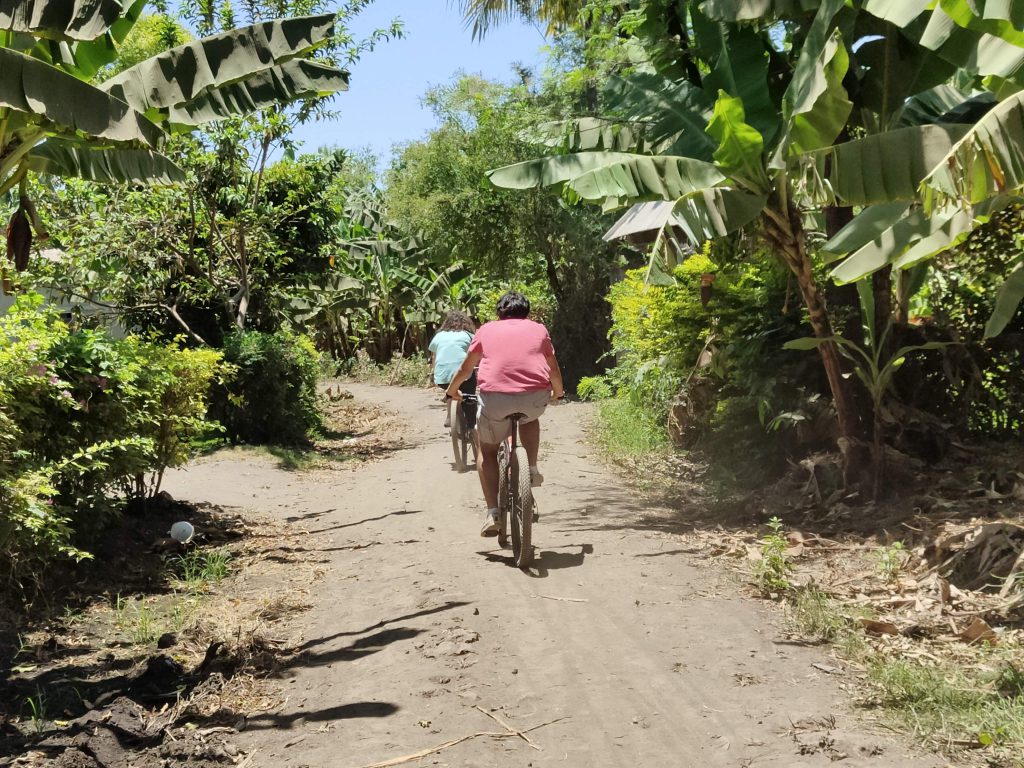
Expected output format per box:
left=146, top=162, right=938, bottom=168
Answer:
left=476, top=390, right=551, bottom=445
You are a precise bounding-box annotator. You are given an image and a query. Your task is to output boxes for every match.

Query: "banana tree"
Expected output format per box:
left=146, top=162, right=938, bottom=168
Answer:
left=335, top=193, right=463, bottom=360
left=488, top=0, right=1024, bottom=479
left=0, top=2, right=349, bottom=272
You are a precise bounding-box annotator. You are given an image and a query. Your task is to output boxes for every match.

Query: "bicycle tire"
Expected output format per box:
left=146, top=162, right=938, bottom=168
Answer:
left=497, top=442, right=510, bottom=549
left=451, top=405, right=467, bottom=471
left=510, top=446, right=533, bottom=568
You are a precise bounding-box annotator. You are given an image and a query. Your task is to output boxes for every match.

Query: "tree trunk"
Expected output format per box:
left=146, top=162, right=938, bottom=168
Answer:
left=763, top=201, right=870, bottom=484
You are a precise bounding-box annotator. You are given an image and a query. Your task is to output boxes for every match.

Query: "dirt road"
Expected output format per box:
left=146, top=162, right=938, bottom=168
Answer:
left=164, top=384, right=943, bottom=768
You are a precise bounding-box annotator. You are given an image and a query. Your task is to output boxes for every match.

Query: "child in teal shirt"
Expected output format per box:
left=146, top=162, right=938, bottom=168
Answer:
left=429, top=311, right=477, bottom=428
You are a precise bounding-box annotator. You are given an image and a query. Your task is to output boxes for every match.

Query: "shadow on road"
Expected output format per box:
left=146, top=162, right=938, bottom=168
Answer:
left=244, top=700, right=399, bottom=730
left=305, top=508, right=422, bottom=534
left=477, top=543, right=591, bottom=577
left=293, top=601, right=471, bottom=652
left=286, top=627, right=424, bottom=669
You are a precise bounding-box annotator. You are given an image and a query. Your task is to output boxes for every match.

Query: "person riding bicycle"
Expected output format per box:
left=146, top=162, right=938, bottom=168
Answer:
left=428, top=310, right=476, bottom=429
left=445, top=292, right=564, bottom=537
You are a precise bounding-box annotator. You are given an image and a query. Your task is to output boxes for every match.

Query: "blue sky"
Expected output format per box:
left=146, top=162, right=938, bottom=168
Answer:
left=290, top=1, right=550, bottom=162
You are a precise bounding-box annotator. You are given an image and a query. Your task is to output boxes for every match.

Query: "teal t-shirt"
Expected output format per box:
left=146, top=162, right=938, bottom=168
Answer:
left=429, top=330, right=473, bottom=384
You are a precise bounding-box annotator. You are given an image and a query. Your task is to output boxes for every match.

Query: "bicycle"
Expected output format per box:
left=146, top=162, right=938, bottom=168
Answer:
left=446, top=393, right=478, bottom=472
left=496, top=412, right=534, bottom=569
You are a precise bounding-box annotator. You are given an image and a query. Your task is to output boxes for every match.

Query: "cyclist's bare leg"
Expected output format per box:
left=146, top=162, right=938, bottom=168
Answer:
left=519, top=419, right=541, bottom=466
left=477, top=441, right=500, bottom=509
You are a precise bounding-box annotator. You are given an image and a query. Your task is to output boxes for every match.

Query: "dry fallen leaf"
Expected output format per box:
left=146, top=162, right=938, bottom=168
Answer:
left=858, top=618, right=900, bottom=636
left=959, top=617, right=997, bottom=646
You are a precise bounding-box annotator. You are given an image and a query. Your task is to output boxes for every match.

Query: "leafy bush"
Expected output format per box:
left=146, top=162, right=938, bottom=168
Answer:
left=211, top=329, right=322, bottom=445
left=0, top=294, right=223, bottom=581
left=595, top=245, right=824, bottom=485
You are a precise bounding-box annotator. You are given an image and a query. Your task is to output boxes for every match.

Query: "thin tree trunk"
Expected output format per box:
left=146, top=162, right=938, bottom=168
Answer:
left=763, top=201, right=869, bottom=483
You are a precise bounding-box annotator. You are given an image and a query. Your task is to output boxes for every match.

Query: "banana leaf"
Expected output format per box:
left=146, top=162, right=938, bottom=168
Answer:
left=798, top=123, right=970, bottom=205
left=603, top=72, right=716, bottom=160
left=0, top=0, right=123, bottom=41
left=166, top=60, right=349, bottom=127
left=101, top=14, right=336, bottom=117
left=922, top=91, right=1024, bottom=207
left=985, top=260, right=1024, bottom=337
left=27, top=138, right=185, bottom=184
left=0, top=47, right=161, bottom=146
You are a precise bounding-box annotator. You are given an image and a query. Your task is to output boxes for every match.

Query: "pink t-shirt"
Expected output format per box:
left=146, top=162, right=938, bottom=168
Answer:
left=468, top=318, right=555, bottom=394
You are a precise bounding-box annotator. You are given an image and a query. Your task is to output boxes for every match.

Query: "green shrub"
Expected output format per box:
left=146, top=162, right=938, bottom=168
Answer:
left=0, top=294, right=223, bottom=580
left=598, top=245, right=816, bottom=482
left=211, top=329, right=322, bottom=445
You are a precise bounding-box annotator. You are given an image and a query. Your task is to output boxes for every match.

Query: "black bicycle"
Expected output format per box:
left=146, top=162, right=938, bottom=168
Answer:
left=496, top=412, right=534, bottom=569
left=447, top=393, right=478, bottom=472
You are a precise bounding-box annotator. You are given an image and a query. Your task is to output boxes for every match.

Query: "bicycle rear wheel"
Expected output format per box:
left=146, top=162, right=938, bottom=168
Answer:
left=451, top=405, right=468, bottom=471
left=510, top=446, right=533, bottom=568
left=497, top=442, right=510, bottom=549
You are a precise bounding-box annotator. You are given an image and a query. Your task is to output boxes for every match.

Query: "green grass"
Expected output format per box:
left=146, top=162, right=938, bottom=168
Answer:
left=786, top=586, right=1024, bottom=758
left=591, top=397, right=669, bottom=461
left=25, top=689, right=47, bottom=734
left=264, top=445, right=322, bottom=471
left=131, top=602, right=158, bottom=645
left=867, top=655, right=1024, bottom=753
left=175, top=548, right=232, bottom=591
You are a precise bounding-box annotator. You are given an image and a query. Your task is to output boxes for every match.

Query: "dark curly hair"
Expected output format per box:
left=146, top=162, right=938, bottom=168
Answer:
left=496, top=291, right=530, bottom=320
left=439, top=310, right=476, bottom=333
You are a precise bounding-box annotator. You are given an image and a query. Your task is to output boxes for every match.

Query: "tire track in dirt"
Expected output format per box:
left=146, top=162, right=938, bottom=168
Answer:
left=164, top=383, right=944, bottom=768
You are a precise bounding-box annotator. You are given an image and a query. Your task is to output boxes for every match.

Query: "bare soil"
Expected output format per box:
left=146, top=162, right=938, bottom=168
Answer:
left=3, top=384, right=956, bottom=767
left=174, top=384, right=945, bottom=766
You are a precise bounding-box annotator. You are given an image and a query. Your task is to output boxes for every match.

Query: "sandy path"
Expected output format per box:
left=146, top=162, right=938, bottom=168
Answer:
left=164, top=384, right=942, bottom=768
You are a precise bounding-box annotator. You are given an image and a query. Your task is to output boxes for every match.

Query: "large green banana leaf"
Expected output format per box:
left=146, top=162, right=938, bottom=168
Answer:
left=166, top=60, right=348, bottom=127
left=699, top=0, right=820, bottom=21
left=825, top=197, right=1009, bottom=282
left=922, top=91, right=1024, bottom=207
left=489, top=151, right=727, bottom=204
left=487, top=151, right=711, bottom=190
left=706, top=92, right=769, bottom=193
left=101, top=14, right=336, bottom=117
left=568, top=155, right=727, bottom=203
left=0, top=0, right=123, bottom=41
left=782, top=0, right=852, bottom=156
left=0, top=47, right=161, bottom=146
left=937, top=0, right=1024, bottom=48
left=55, top=0, right=148, bottom=79
left=853, top=22, right=958, bottom=123
left=918, top=8, right=1024, bottom=82
left=895, top=85, right=983, bottom=127
left=798, top=123, right=970, bottom=205
left=27, top=137, right=185, bottom=183
left=819, top=202, right=909, bottom=261
left=533, top=118, right=650, bottom=153
left=985, top=260, right=1024, bottom=337
left=603, top=72, right=716, bottom=160
left=691, top=9, right=779, bottom=144
left=862, top=0, right=930, bottom=27
left=672, top=187, right=767, bottom=242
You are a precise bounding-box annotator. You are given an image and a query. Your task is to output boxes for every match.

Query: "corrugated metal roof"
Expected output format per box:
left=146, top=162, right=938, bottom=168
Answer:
left=602, top=200, right=694, bottom=243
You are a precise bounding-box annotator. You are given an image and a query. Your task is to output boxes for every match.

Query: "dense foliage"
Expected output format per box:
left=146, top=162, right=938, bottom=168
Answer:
left=0, top=294, right=222, bottom=585
left=210, top=330, right=322, bottom=445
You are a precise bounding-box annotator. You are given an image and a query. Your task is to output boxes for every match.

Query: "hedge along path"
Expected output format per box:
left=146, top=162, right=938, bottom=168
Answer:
left=162, top=382, right=945, bottom=767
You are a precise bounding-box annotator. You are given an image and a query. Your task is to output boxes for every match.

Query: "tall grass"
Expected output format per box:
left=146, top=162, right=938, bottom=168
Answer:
left=591, top=397, right=669, bottom=461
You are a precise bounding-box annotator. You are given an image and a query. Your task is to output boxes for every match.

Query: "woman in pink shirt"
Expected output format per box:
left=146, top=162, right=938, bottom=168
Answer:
left=446, top=292, right=565, bottom=536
